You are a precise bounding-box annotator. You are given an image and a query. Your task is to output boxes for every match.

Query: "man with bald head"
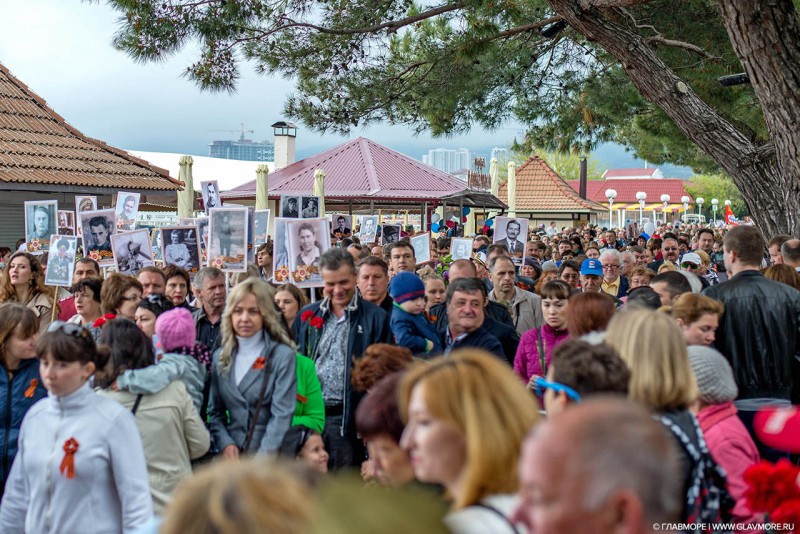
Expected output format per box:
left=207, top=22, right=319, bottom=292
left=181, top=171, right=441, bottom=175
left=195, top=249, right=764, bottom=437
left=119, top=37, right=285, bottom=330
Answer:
left=512, top=398, right=683, bottom=533
left=781, top=238, right=800, bottom=272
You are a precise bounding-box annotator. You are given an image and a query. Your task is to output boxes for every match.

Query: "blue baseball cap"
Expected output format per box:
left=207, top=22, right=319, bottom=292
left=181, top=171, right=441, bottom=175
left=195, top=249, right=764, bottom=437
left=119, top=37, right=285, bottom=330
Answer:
left=580, top=258, right=603, bottom=276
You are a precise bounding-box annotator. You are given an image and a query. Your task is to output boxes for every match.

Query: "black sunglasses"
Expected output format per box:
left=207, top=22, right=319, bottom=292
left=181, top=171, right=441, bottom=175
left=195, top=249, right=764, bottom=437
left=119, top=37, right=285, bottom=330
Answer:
left=47, top=321, right=90, bottom=339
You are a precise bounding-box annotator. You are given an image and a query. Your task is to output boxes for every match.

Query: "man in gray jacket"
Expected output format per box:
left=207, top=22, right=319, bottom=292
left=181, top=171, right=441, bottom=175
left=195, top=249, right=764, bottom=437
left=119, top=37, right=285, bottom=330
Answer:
left=488, top=255, right=543, bottom=335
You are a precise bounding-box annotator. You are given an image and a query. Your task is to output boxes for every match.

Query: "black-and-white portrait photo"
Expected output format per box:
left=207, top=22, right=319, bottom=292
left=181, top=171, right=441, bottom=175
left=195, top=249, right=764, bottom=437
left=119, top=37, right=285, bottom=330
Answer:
left=493, top=216, right=529, bottom=265
left=160, top=226, right=202, bottom=273
left=115, top=192, right=141, bottom=232
left=74, top=196, right=97, bottom=239
left=254, top=210, right=270, bottom=246
left=273, top=218, right=290, bottom=283
left=201, top=180, right=221, bottom=214
left=359, top=215, right=378, bottom=244
left=381, top=224, right=402, bottom=245
left=111, top=229, right=154, bottom=276
left=451, top=238, right=473, bottom=261
left=151, top=229, right=163, bottom=262
left=330, top=214, right=352, bottom=239
left=196, top=218, right=209, bottom=264
left=300, top=196, right=320, bottom=218
left=78, top=208, right=116, bottom=266
left=24, top=200, right=57, bottom=252
left=57, top=210, right=75, bottom=236
left=287, top=218, right=330, bottom=287
left=44, top=235, right=77, bottom=287
left=280, top=195, right=300, bottom=218
left=208, top=207, right=248, bottom=272
left=410, top=234, right=430, bottom=264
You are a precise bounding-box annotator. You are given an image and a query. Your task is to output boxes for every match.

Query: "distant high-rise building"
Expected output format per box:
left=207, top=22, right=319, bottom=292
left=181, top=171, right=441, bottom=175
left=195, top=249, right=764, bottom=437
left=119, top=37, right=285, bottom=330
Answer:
left=490, top=147, right=509, bottom=162
left=421, top=148, right=472, bottom=174
left=209, top=139, right=274, bottom=162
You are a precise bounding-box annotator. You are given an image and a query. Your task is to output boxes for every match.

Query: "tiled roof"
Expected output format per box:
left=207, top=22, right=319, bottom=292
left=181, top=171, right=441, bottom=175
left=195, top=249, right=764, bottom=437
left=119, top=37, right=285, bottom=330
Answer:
left=497, top=155, right=606, bottom=212
left=0, top=63, right=182, bottom=190
left=223, top=137, right=477, bottom=200
left=603, top=168, right=660, bottom=178
left=564, top=179, right=692, bottom=208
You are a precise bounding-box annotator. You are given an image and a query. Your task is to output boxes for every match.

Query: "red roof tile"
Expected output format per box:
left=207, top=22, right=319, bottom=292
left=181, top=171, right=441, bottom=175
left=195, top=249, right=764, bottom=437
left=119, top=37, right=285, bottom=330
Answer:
left=564, top=179, right=693, bottom=207
left=224, top=137, right=483, bottom=201
left=0, top=63, right=182, bottom=190
left=497, top=155, right=606, bottom=212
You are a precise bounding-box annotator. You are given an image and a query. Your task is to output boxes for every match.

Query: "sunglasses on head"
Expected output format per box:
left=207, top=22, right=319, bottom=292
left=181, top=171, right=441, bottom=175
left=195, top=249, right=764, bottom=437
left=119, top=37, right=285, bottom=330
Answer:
left=47, top=321, right=89, bottom=339
left=534, top=376, right=582, bottom=402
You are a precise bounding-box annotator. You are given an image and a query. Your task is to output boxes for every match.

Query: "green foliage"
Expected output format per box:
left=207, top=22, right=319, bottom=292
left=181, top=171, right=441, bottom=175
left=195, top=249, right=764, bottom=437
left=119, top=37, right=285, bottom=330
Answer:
left=104, top=0, right=765, bottom=174
left=685, top=173, right=748, bottom=217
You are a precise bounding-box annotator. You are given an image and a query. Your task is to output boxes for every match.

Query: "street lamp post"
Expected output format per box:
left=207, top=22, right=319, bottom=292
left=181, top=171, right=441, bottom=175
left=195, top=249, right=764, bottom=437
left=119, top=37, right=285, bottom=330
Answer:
left=696, top=197, right=704, bottom=218
left=681, top=195, right=690, bottom=224
left=660, top=194, right=671, bottom=225
left=636, top=191, right=647, bottom=227
left=711, top=198, right=718, bottom=223
left=605, top=188, right=617, bottom=229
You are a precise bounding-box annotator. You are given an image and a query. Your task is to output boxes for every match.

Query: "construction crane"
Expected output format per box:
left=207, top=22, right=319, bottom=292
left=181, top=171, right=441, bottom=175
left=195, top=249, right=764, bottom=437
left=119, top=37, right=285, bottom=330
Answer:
left=207, top=122, right=254, bottom=142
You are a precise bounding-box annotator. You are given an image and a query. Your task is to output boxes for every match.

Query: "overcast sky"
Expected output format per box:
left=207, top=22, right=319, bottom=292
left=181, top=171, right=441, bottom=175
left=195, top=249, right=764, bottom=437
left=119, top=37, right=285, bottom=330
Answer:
left=0, top=0, right=532, bottom=158
left=1, top=1, right=689, bottom=175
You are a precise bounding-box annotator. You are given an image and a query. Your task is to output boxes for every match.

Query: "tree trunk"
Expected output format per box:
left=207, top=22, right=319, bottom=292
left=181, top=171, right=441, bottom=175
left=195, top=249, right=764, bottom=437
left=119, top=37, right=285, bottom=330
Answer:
left=548, top=0, right=800, bottom=237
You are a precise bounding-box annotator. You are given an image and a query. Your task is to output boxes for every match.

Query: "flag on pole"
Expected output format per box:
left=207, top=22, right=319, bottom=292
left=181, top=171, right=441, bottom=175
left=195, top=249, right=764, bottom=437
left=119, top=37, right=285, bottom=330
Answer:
left=724, top=204, right=739, bottom=225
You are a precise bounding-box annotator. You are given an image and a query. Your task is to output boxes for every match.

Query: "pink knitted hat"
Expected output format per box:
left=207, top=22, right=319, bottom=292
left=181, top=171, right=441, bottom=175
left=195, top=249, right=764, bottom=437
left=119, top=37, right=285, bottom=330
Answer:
left=155, top=307, right=196, bottom=352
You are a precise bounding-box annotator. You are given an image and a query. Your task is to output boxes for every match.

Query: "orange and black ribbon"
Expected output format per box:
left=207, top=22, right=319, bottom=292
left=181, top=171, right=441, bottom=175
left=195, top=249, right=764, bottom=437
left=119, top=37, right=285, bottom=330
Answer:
left=59, top=438, right=79, bottom=479
left=24, top=378, right=38, bottom=398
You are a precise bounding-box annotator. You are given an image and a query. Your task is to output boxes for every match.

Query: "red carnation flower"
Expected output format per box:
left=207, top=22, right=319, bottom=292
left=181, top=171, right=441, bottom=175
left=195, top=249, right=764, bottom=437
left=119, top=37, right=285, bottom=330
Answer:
left=310, top=316, right=324, bottom=329
left=772, top=499, right=800, bottom=526
left=744, top=459, right=800, bottom=512
left=301, top=310, right=314, bottom=322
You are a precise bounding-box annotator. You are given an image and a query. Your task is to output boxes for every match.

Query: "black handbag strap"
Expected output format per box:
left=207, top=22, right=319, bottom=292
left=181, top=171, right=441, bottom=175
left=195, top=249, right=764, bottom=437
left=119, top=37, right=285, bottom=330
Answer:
left=241, top=353, right=274, bottom=454
left=131, top=394, right=144, bottom=415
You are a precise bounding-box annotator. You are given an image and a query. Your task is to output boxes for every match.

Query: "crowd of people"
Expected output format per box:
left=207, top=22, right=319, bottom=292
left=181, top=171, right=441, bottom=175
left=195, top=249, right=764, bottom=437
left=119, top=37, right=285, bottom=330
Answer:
left=0, top=218, right=798, bottom=533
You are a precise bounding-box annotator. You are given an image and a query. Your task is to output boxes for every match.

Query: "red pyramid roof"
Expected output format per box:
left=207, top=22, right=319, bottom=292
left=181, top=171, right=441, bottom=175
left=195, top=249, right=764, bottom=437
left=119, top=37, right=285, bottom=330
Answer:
left=498, top=155, right=606, bottom=212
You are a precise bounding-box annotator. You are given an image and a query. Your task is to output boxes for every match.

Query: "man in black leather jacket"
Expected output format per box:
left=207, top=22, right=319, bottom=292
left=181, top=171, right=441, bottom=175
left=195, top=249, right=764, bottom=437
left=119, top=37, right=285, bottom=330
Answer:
left=703, top=226, right=800, bottom=458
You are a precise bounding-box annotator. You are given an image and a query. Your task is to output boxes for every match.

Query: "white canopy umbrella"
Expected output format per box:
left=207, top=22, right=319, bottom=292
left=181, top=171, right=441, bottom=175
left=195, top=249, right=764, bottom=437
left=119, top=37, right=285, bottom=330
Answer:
left=177, top=155, right=194, bottom=218
left=507, top=161, right=517, bottom=217
left=313, top=169, right=326, bottom=216
left=255, top=164, right=270, bottom=210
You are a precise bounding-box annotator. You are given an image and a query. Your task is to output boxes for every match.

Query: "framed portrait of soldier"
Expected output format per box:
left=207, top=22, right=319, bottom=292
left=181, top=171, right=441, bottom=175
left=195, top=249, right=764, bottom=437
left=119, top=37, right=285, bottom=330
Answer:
left=44, top=235, right=77, bottom=287
left=208, top=207, right=248, bottom=272
left=57, top=210, right=75, bottom=236
left=410, top=234, right=431, bottom=264
left=151, top=229, right=164, bottom=263
left=287, top=217, right=330, bottom=287
left=359, top=215, right=378, bottom=244
left=451, top=238, right=473, bottom=261
left=201, top=180, right=221, bottom=214
left=330, top=214, right=352, bottom=239
left=381, top=224, right=402, bottom=245
left=254, top=210, right=270, bottom=246
left=24, top=200, right=57, bottom=254
left=196, top=218, right=209, bottom=264
left=280, top=195, right=301, bottom=218
left=111, top=229, right=154, bottom=276
left=160, top=226, right=202, bottom=274
left=300, top=196, right=320, bottom=218
left=273, top=217, right=291, bottom=283
left=74, top=196, right=97, bottom=239
left=115, top=192, right=141, bottom=232
left=78, top=208, right=117, bottom=266
left=493, top=216, right=529, bottom=265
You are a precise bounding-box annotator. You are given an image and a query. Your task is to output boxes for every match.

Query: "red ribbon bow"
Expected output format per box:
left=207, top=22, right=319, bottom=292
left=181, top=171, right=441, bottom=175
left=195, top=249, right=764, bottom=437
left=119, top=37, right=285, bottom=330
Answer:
left=24, top=378, right=38, bottom=398
left=252, top=356, right=266, bottom=370
left=92, top=313, right=117, bottom=328
left=60, top=438, right=79, bottom=479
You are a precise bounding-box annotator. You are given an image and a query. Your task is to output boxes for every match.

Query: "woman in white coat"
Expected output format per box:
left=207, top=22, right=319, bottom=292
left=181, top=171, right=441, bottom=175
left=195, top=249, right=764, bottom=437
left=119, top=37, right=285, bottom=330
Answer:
left=0, top=322, right=153, bottom=533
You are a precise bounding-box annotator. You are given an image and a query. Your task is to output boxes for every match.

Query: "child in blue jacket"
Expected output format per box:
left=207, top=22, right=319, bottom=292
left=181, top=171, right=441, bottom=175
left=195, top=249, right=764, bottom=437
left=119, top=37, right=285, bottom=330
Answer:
left=388, top=272, right=442, bottom=356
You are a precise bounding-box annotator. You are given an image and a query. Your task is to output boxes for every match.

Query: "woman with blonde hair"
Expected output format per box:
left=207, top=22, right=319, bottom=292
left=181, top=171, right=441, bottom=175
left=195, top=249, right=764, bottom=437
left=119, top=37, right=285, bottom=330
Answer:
left=0, top=252, right=53, bottom=332
left=668, top=293, right=724, bottom=346
left=160, top=458, right=314, bottom=534
left=399, top=349, right=538, bottom=532
left=208, top=278, right=297, bottom=458
left=605, top=310, right=732, bottom=524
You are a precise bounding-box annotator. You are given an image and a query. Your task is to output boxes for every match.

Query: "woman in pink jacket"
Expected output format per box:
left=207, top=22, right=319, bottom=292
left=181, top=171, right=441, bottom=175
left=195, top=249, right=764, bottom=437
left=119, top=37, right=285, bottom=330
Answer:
left=514, top=280, right=570, bottom=388
left=688, top=345, right=761, bottom=525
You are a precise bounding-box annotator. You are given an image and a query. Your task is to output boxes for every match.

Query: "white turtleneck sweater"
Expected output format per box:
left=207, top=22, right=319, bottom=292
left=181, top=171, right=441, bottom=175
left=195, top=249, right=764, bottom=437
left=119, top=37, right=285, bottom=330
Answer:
left=233, top=332, right=267, bottom=386
left=0, top=382, right=153, bottom=533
